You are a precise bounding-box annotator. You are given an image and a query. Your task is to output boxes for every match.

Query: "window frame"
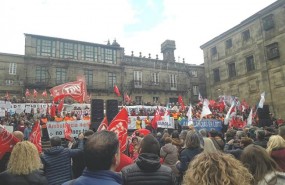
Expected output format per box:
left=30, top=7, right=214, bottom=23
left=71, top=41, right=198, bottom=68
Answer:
left=9, top=63, right=17, bottom=75
left=266, top=42, right=280, bottom=60
left=56, top=67, right=67, bottom=85
left=228, top=62, right=236, bottom=78
left=246, top=55, right=255, bottom=72
left=213, top=68, right=220, bottom=82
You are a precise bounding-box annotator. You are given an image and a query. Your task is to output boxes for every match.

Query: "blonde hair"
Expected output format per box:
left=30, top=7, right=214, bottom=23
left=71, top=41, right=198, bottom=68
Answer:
left=7, top=141, right=42, bottom=175
left=266, top=135, right=285, bottom=154
left=184, top=152, right=252, bottom=185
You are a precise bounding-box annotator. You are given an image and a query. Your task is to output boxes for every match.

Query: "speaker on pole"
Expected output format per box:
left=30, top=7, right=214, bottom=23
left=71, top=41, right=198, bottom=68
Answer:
left=106, top=99, right=119, bottom=123
left=90, top=99, right=104, bottom=131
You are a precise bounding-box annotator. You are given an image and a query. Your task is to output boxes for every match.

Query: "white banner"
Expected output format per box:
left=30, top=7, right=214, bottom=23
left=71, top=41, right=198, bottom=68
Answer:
left=47, top=120, right=90, bottom=138
left=127, top=116, right=174, bottom=129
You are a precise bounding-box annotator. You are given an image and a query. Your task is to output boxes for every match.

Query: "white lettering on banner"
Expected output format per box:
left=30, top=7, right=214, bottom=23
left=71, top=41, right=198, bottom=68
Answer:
left=127, top=116, right=174, bottom=129
left=46, top=120, right=90, bottom=138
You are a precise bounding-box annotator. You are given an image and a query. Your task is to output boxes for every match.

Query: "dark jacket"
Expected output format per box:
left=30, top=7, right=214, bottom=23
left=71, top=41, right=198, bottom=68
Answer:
left=41, top=140, right=83, bottom=185
left=210, top=137, right=225, bottom=150
left=121, top=153, right=177, bottom=185
left=0, top=152, right=10, bottom=173
left=176, top=147, right=203, bottom=173
left=254, top=140, right=268, bottom=149
left=223, top=144, right=243, bottom=159
left=71, top=139, right=88, bottom=178
left=0, top=170, right=48, bottom=185
left=62, top=169, right=122, bottom=185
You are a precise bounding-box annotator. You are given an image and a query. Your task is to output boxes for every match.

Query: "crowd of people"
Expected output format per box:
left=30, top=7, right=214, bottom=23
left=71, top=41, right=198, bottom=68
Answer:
left=1, top=98, right=285, bottom=185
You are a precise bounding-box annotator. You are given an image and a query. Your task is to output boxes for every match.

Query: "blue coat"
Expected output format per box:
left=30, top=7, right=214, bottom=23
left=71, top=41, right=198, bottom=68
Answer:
left=62, top=169, right=122, bottom=185
left=41, top=140, right=83, bottom=185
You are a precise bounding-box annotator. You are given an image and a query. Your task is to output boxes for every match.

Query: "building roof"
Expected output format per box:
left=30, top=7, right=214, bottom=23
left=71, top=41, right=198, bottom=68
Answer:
left=200, top=0, right=284, bottom=49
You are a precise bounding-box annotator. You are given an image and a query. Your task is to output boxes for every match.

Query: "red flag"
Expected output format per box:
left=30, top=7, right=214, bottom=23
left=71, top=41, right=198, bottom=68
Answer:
left=49, top=81, right=86, bottom=103
left=0, top=126, right=20, bottom=159
left=124, top=92, right=131, bottom=103
left=33, top=89, right=38, bottom=98
left=97, top=117, right=108, bottom=131
left=50, top=103, right=56, bottom=117
left=64, top=123, right=72, bottom=141
left=5, top=92, right=10, bottom=100
left=25, top=89, right=30, bottom=97
left=151, top=109, right=163, bottom=130
left=114, top=85, right=121, bottom=97
left=108, top=108, right=128, bottom=152
left=178, top=95, right=185, bottom=110
left=57, top=99, right=64, bottom=113
left=42, top=90, right=47, bottom=97
left=29, top=121, right=42, bottom=153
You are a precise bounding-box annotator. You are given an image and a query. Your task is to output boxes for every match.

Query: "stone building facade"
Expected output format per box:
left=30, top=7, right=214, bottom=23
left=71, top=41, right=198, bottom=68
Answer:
left=0, top=34, right=205, bottom=106
left=200, top=0, right=285, bottom=118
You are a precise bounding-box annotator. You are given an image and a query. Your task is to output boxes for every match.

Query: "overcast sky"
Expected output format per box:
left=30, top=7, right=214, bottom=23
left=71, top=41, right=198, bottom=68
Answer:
left=1, top=0, right=277, bottom=65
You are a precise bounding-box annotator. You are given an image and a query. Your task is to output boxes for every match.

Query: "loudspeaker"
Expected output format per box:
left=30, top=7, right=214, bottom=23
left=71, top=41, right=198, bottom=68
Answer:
left=106, top=99, right=119, bottom=123
left=257, top=105, right=270, bottom=119
left=90, top=99, right=104, bottom=131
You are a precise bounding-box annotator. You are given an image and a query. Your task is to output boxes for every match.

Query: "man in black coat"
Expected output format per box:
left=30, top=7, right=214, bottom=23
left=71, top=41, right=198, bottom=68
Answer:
left=121, top=134, right=177, bottom=185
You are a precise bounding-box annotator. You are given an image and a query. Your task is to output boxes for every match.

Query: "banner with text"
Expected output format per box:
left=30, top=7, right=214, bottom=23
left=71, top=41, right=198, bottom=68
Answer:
left=192, top=119, right=223, bottom=131
left=47, top=120, right=90, bottom=138
left=128, top=116, right=174, bottom=129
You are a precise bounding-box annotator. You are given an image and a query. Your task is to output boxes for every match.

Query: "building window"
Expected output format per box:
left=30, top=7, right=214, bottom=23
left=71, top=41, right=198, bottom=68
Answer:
left=56, top=68, right=67, bottom=84
left=108, top=72, right=116, bottom=89
left=84, top=69, right=93, bottom=86
left=192, top=85, right=199, bottom=96
left=152, top=72, right=159, bottom=85
left=246, top=55, right=255, bottom=72
left=5, top=80, right=14, bottom=86
left=191, top=70, right=198, bottom=77
left=263, top=14, right=274, bottom=31
left=135, top=96, right=142, bottom=104
left=35, top=66, right=47, bottom=83
left=170, top=74, right=177, bottom=89
left=242, top=30, right=250, bottom=41
left=213, top=68, right=220, bottom=82
left=9, top=63, right=17, bottom=75
left=81, top=45, right=98, bottom=62
left=36, top=39, right=56, bottom=57
left=134, top=71, right=142, bottom=88
left=153, top=97, right=159, bottom=103
left=266, top=42, right=280, bottom=60
left=101, top=48, right=116, bottom=64
left=226, top=39, right=232, bottom=49
left=228, top=63, right=236, bottom=78
left=211, top=47, right=217, bottom=56
left=60, top=42, right=78, bottom=59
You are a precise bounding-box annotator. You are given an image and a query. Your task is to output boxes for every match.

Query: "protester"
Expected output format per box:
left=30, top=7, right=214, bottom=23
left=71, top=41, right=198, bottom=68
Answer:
left=0, top=130, right=24, bottom=173
left=160, top=137, right=180, bottom=177
left=0, top=141, right=48, bottom=185
left=199, top=129, right=217, bottom=153
left=136, top=116, right=142, bottom=129
left=209, top=129, right=225, bottom=150
left=266, top=135, right=285, bottom=171
left=224, top=137, right=253, bottom=159
left=253, top=130, right=267, bottom=148
left=71, top=130, right=94, bottom=178
left=63, top=130, right=122, bottom=185
left=241, top=144, right=285, bottom=185
left=122, top=134, right=177, bottom=185
left=171, top=130, right=183, bottom=153
left=176, top=131, right=203, bottom=174
left=184, top=152, right=253, bottom=185
left=23, top=122, right=32, bottom=140
left=41, top=134, right=84, bottom=185
left=129, top=137, right=139, bottom=160
left=278, top=125, right=285, bottom=140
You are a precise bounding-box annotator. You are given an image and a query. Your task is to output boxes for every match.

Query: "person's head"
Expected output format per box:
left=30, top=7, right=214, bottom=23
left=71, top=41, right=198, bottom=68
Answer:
left=185, top=131, right=201, bottom=149
left=164, top=137, right=172, bottom=144
left=12, top=131, right=24, bottom=141
left=184, top=152, right=252, bottom=185
left=278, top=125, right=285, bottom=140
left=179, top=130, right=188, bottom=141
left=199, top=129, right=207, bottom=137
left=240, top=137, right=253, bottom=148
left=255, top=130, right=265, bottom=140
left=135, top=131, right=140, bottom=137
left=132, top=137, right=139, bottom=145
left=7, top=141, right=42, bottom=175
left=236, top=131, right=246, bottom=139
left=84, top=130, right=94, bottom=138
left=50, top=136, right=62, bottom=147
left=209, top=129, right=218, bottom=137
left=171, top=130, right=179, bottom=139
left=139, top=134, right=160, bottom=155
left=266, top=135, right=285, bottom=154
left=84, top=130, right=119, bottom=171
left=241, top=144, right=279, bottom=184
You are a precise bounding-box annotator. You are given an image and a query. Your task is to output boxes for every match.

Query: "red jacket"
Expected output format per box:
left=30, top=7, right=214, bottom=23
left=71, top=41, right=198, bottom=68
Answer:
left=271, top=148, right=285, bottom=172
